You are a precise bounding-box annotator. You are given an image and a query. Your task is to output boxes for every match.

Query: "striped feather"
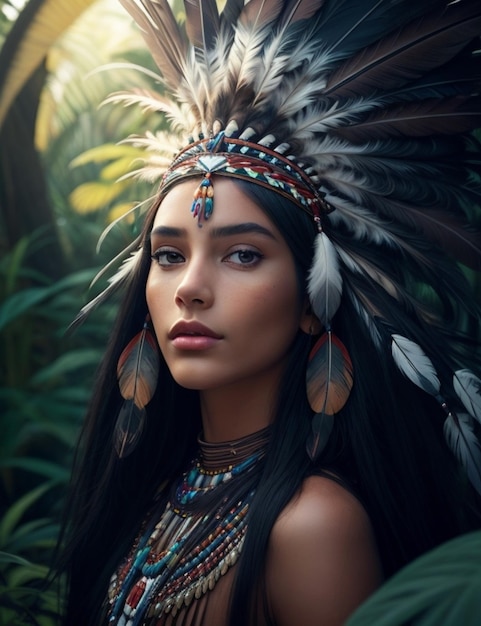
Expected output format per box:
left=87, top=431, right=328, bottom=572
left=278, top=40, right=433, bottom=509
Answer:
left=391, top=334, right=440, bottom=397
left=444, top=412, right=481, bottom=496
left=306, top=331, right=353, bottom=415
left=117, top=321, right=159, bottom=408
left=453, top=370, right=481, bottom=424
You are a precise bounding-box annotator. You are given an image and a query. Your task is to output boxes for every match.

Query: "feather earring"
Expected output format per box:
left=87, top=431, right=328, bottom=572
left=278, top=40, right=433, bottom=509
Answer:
left=305, top=214, right=350, bottom=462
left=114, top=315, right=160, bottom=458
left=305, top=328, right=354, bottom=461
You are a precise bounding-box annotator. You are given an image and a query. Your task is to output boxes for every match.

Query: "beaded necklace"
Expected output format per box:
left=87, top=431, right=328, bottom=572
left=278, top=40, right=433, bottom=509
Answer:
left=107, top=427, right=270, bottom=625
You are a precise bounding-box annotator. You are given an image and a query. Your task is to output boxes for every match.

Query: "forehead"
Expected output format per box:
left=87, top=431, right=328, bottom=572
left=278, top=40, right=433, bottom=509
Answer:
left=151, top=177, right=278, bottom=231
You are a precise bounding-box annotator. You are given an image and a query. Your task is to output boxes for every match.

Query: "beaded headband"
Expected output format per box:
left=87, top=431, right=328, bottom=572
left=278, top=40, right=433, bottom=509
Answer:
left=160, top=132, right=332, bottom=226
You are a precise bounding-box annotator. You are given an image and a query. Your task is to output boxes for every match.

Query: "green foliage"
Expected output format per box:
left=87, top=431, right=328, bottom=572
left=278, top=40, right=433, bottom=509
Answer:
left=0, top=1, right=171, bottom=624
left=0, top=234, right=115, bottom=624
left=1, top=1, right=480, bottom=625
left=346, top=530, right=481, bottom=626
left=0, top=485, right=61, bottom=625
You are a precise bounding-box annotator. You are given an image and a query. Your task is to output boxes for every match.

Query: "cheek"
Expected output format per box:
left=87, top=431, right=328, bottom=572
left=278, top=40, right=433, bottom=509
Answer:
left=246, top=276, right=302, bottom=339
left=145, top=271, right=169, bottom=327
left=145, top=272, right=157, bottom=314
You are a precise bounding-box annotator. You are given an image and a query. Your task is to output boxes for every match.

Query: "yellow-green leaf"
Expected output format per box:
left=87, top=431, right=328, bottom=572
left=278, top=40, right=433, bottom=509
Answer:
left=70, top=143, right=144, bottom=168
left=69, top=180, right=130, bottom=213
left=100, top=156, right=142, bottom=181
left=107, top=202, right=137, bottom=224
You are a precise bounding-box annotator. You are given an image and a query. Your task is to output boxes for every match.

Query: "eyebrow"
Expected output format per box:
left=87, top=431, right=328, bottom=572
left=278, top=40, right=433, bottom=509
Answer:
left=150, top=222, right=277, bottom=240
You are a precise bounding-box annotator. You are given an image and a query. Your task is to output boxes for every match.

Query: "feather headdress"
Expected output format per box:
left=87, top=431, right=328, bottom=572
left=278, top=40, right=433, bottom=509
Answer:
left=90, top=0, right=481, bottom=483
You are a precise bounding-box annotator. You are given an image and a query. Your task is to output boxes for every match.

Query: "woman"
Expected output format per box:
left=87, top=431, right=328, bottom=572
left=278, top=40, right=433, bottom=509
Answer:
left=59, top=1, right=481, bottom=625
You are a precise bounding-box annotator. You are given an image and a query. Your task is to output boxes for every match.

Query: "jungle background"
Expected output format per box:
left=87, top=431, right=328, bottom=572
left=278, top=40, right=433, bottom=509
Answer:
left=0, top=0, right=173, bottom=622
left=0, top=1, right=480, bottom=625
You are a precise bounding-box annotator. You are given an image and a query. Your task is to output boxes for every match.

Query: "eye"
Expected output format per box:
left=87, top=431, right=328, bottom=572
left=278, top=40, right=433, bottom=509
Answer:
left=225, top=249, right=263, bottom=266
left=151, top=248, right=185, bottom=266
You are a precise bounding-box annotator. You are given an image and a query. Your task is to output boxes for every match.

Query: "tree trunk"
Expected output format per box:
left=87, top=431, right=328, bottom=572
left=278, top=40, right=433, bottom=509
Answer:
left=0, top=63, right=66, bottom=280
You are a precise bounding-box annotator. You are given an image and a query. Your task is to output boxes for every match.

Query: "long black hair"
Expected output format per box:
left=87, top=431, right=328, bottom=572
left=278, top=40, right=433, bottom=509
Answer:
left=58, top=180, right=481, bottom=625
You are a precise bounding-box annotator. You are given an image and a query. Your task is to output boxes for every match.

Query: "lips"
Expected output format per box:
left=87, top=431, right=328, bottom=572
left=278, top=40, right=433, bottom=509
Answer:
left=168, top=321, right=223, bottom=340
left=168, top=321, right=223, bottom=350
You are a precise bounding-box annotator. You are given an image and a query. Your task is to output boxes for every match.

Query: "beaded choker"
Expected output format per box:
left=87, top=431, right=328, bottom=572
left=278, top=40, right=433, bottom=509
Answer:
left=197, top=425, right=271, bottom=471
left=106, top=428, right=270, bottom=624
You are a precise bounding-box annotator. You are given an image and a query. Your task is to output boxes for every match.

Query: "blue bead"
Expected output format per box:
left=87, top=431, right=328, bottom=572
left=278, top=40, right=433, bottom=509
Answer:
left=205, top=198, right=214, bottom=219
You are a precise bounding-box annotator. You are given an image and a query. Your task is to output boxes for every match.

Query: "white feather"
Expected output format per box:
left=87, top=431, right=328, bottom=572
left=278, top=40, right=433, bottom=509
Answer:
left=96, top=194, right=156, bottom=252
left=321, top=170, right=371, bottom=203
left=70, top=248, right=143, bottom=331
left=453, top=370, right=481, bottom=424
left=326, top=195, right=400, bottom=245
left=253, top=1, right=329, bottom=104
left=253, top=29, right=291, bottom=104
left=288, top=98, right=377, bottom=138
left=125, top=133, right=183, bottom=159
left=307, top=232, right=343, bottom=326
left=274, top=79, right=323, bottom=118
left=444, top=412, right=481, bottom=496
left=224, top=22, right=273, bottom=93
left=206, top=31, right=234, bottom=93
left=92, top=248, right=143, bottom=291
left=391, top=334, right=440, bottom=396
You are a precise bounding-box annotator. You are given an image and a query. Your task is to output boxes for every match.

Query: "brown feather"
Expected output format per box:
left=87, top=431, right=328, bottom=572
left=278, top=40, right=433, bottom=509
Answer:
left=117, top=323, right=159, bottom=409
left=306, top=413, right=334, bottom=462
left=335, top=97, right=481, bottom=142
left=281, top=0, right=326, bottom=24
left=341, top=183, right=481, bottom=270
left=384, top=200, right=481, bottom=270
left=114, top=402, right=146, bottom=459
left=239, top=0, right=285, bottom=29
left=306, top=331, right=354, bottom=415
left=220, top=0, right=245, bottom=31
left=184, top=0, right=220, bottom=49
left=326, top=2, right=481, bottom=97
left=119, top=0, right=187, bottom=89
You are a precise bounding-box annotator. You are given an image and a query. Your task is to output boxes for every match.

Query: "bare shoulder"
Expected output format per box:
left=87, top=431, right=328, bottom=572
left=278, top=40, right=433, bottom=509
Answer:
left=272, top=474, right=373, bottom=540
left=265, top=475, right=383, bottom=626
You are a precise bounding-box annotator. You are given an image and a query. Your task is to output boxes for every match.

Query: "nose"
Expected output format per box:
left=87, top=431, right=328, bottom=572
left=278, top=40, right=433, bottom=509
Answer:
left=174, top=257, right=214, bottom=309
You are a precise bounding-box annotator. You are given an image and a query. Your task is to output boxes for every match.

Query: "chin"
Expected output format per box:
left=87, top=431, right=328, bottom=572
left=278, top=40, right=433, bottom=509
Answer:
left=167, top=367, right=222, bottom=391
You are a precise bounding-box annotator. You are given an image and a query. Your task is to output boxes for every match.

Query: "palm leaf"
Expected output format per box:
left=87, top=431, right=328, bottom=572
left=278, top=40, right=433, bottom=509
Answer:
left=0, top=0, right=96, bottom=128
left=346, top=530, right=481, bottom=626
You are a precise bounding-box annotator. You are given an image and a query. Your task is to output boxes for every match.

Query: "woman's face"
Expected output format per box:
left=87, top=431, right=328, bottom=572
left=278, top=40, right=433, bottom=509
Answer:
left=146, top=177, right=310, bottom=393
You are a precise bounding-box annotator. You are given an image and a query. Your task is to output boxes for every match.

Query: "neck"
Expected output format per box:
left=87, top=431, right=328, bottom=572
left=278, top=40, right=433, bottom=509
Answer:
left=199, top=368, right=282, bottom=442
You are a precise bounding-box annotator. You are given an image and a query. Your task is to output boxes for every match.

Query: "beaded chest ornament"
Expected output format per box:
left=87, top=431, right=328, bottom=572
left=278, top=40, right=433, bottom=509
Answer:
left=107, top=450, right=263, bottom=625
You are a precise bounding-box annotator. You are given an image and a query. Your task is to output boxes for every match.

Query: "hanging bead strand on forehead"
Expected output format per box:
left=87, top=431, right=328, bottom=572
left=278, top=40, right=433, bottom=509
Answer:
left=191, top=172, right=214, bottom=225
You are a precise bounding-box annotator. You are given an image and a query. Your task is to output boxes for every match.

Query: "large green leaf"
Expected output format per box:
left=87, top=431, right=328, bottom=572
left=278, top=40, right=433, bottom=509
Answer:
left=0, top=457, right=69, bottom=482
left=0, top=268, right=95, bottom=330
left=0, top=551, right=31, bottom=567
left=30, top=348, right=101, bottom=384
left=346, top=530, right=481, bottom=626
left=0, top=482, right=56, bottom=546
